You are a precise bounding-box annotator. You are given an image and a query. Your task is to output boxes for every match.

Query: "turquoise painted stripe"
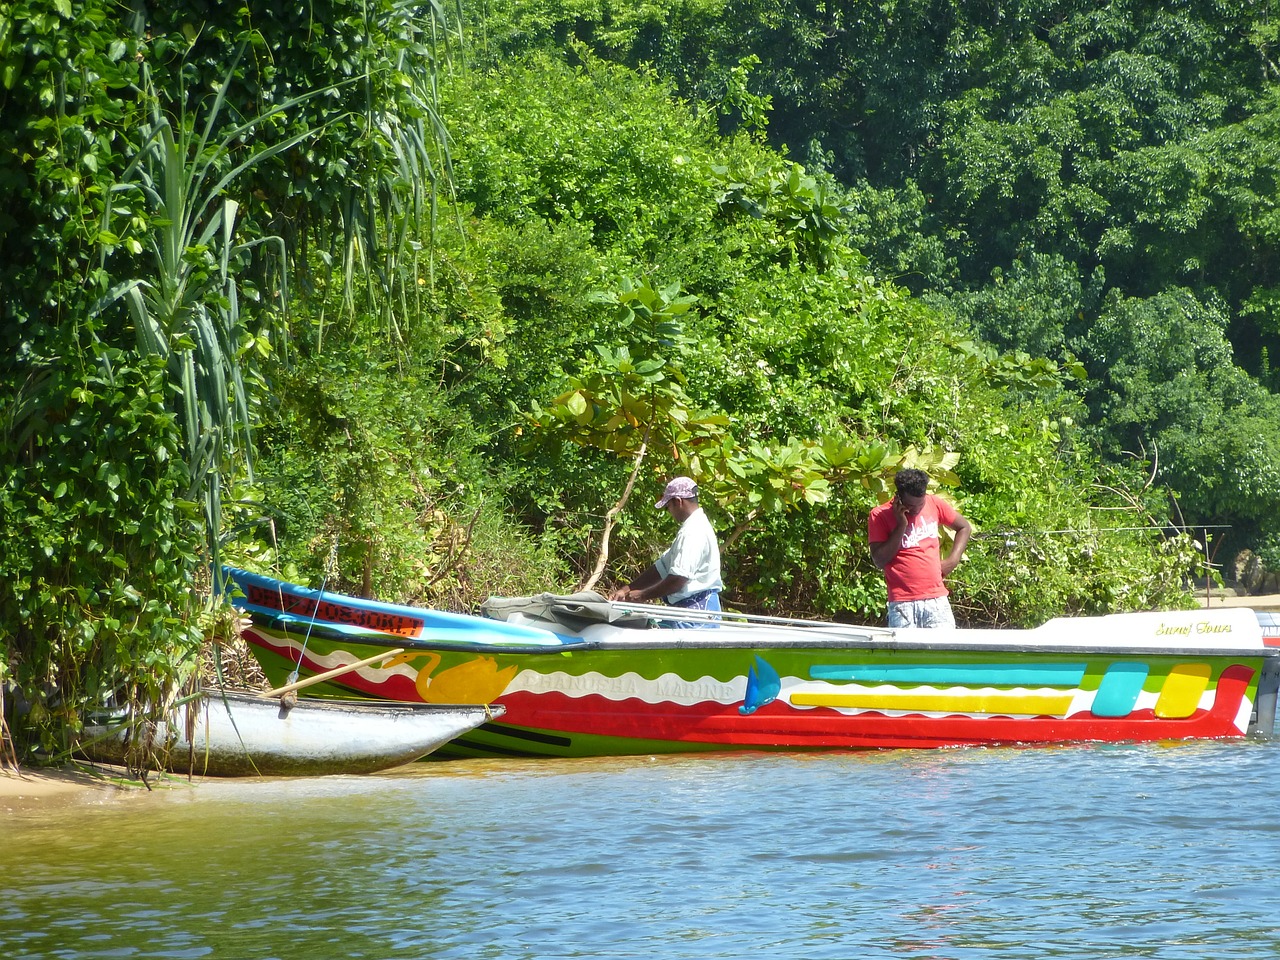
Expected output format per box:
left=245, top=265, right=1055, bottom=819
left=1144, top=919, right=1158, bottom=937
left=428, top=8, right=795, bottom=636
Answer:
left=1091, top=662, right=1149, bottom=717
left=809, top=663, right=1089, bottom=687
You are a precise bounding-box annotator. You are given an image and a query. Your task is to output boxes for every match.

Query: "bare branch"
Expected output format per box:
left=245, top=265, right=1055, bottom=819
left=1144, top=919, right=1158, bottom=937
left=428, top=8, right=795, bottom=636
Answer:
left=578, top=424, right=651, bottom=593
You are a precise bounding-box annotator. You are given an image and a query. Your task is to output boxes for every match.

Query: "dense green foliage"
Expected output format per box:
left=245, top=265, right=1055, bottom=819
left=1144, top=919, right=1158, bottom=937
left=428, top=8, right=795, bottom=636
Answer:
left=475, top=0, right=1280, bottom=558
left=0, top=341, right=204, bottom=755
left=380, top=49, right=1196, bottom=626
left=0, top=0, right=465, bottom=758
left=5, top=0, right=1255, bottom=760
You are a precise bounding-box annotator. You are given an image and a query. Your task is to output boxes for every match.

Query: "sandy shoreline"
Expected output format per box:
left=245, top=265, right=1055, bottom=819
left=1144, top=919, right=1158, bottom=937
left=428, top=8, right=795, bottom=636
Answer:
left=0, top=763, right=145, bottom=812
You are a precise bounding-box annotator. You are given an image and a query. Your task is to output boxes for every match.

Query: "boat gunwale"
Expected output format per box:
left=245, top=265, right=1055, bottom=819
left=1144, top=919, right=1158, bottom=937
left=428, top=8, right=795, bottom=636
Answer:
left=78, top=690, right=506, bottom=776
left=229, top=567, right=1277, bottom=660
left=200, top=689, right=506, bottom=715
left=243, top=619, right=1278, bottom=660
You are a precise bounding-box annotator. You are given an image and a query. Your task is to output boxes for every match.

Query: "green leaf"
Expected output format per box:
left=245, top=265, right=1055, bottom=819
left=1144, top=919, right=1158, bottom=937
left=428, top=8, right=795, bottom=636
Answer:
left=564, top=391, right=588, bottom=417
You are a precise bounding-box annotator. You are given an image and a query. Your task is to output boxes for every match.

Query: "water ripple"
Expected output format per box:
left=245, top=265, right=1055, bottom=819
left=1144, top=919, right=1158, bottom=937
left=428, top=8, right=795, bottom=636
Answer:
left=4, top=741, right=1280, bottom=958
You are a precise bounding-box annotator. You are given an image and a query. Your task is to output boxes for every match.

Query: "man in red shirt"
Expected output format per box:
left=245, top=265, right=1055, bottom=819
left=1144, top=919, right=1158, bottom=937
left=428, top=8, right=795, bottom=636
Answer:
left=867, top=468, right=972, bottom=628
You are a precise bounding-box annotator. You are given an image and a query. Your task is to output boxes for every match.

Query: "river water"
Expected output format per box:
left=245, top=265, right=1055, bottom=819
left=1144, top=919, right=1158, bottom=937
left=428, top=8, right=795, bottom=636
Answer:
left=3, top=740, right=1278, bottom=959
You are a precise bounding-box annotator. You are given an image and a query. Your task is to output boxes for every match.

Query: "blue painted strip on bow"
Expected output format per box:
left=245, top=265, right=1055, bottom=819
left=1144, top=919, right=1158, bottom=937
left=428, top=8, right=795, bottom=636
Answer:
left=808, top=663, right=1089, bottom=687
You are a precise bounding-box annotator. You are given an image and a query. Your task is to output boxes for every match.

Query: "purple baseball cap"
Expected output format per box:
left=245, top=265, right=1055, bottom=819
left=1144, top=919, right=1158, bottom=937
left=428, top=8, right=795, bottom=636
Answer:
left=655, top=476, right=698, bottom=508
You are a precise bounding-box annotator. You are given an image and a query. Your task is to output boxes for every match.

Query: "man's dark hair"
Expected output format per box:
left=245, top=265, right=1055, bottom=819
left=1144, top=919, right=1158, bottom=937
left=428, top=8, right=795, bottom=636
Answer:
left=894, top=468, right=929, bottom=498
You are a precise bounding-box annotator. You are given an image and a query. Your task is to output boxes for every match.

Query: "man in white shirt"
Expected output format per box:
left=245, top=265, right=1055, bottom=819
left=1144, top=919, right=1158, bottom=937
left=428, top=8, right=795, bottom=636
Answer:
left=609, top=476, right=723, bottom=626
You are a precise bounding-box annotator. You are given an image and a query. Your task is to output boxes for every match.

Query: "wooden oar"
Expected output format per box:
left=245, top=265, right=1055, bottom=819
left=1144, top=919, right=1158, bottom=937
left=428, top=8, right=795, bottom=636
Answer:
left=260, top=648, right=406, bottom=699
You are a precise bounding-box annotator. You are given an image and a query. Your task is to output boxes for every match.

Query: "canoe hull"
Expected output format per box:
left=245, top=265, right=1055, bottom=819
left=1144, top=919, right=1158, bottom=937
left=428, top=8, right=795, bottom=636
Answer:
left=80, top=690, right=502, bottom=776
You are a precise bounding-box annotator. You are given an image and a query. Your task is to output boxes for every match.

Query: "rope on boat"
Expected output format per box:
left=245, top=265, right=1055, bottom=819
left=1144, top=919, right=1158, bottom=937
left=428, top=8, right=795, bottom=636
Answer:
left=281, top=539, right=341, bottom=701
left=609, top=599, right=897, bottom=637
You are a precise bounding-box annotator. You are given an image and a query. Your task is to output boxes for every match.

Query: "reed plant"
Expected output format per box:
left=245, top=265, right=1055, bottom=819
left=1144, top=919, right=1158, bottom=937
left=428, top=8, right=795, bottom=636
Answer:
left=92, top=57, right=336, bottom=586
left=314, top=0, right=462, bottom=350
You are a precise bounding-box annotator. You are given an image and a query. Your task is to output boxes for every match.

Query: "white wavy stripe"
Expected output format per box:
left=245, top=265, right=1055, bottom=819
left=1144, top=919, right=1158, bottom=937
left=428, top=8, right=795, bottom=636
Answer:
left=267, top=635, right=742, bottom=704
left=506, top=668, right=745, bottom=706
left=265, top=635, right=419, bottom=688
left=1232, top=695, right=1252, bottom=733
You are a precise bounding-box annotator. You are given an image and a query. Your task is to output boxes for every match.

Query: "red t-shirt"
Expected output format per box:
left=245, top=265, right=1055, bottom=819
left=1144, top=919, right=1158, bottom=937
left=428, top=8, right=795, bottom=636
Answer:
left=867, top=495, right=961, bottom=602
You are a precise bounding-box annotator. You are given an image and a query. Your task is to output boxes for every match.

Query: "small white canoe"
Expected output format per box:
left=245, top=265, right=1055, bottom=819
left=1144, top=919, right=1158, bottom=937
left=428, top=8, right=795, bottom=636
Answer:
left=80, top=690, right=502, bottom=777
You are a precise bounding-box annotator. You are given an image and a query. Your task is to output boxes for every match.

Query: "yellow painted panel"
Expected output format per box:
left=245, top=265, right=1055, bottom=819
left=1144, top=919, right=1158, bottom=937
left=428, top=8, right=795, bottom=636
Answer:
left=1153, top=663, right=1212, bottom=718
left=789, top=691, right=1075, bottom=717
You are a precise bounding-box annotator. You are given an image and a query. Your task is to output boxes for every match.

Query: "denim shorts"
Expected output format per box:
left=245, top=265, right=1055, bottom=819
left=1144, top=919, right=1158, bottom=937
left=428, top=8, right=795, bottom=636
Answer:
left=887, top=596, right=955, bottom=629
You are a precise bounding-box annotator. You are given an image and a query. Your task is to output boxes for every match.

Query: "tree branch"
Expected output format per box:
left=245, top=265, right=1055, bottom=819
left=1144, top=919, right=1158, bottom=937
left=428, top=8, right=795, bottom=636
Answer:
left=578, top=424, right=651, bottom=593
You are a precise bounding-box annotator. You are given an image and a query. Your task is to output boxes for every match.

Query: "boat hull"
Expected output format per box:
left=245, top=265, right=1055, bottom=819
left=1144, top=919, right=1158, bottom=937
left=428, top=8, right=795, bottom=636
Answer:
left=80, top=689, right=502, bottom=776
left=238, top=617, right=1278, bottom=758
left=226, top=566, right=1280, bottom=757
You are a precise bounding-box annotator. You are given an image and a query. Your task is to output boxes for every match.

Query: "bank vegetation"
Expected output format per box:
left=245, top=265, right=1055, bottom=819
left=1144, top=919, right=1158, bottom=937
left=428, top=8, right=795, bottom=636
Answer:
left=2, top=0, right=1277, bottom=759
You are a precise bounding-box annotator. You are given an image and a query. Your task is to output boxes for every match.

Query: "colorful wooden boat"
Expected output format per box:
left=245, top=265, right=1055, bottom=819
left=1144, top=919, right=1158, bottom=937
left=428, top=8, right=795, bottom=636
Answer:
left=225, top=567, right=1280, bottom=758
left=79, top=688, right=503, bottom=776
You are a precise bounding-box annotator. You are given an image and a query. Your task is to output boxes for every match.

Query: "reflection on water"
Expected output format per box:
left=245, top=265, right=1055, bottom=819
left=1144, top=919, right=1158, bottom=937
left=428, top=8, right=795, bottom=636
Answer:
left=4, top=742, right=1280, bottom=959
